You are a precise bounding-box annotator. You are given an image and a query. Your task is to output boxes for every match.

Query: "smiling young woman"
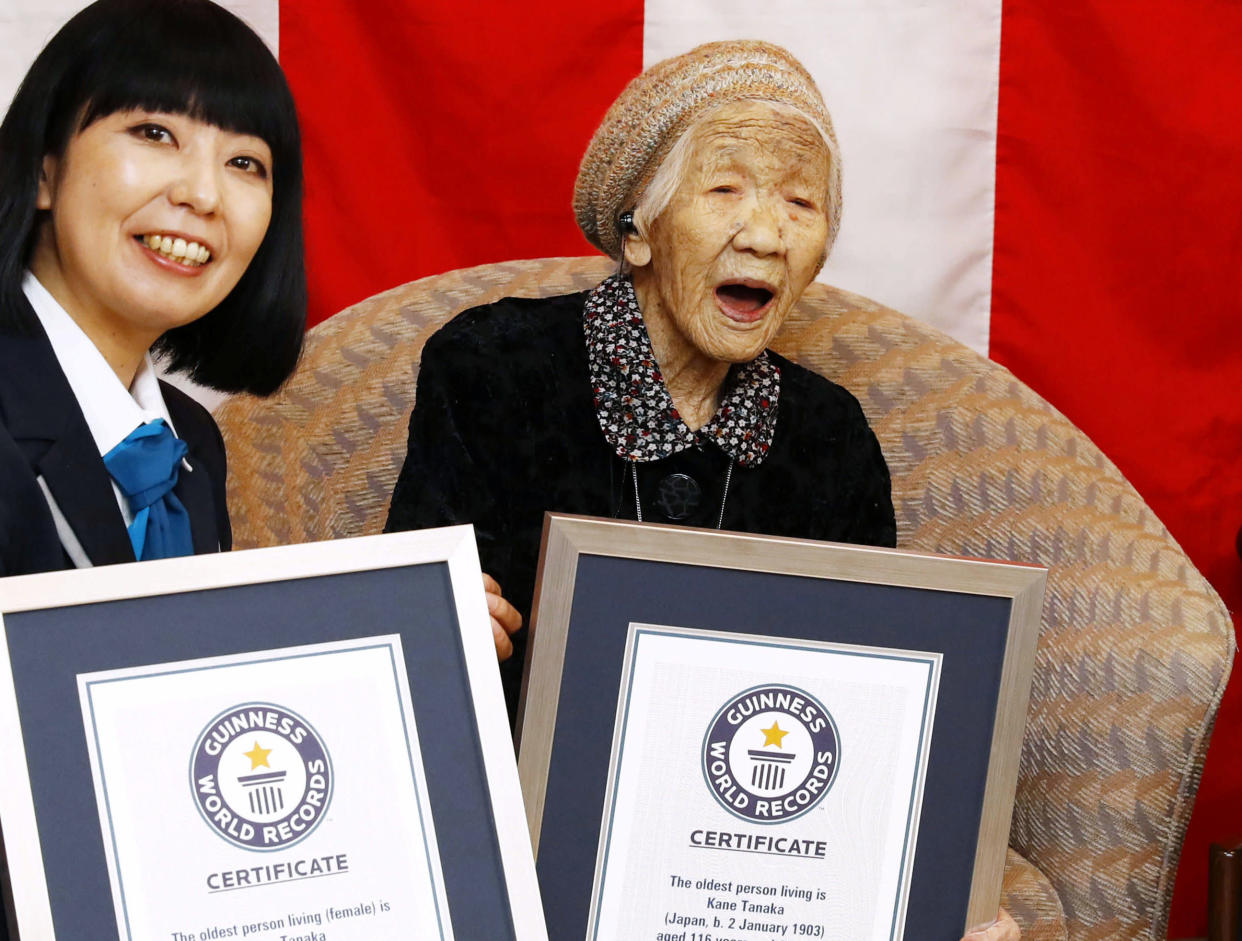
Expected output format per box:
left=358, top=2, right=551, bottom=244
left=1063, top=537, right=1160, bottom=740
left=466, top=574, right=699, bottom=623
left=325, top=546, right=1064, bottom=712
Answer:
left=30, top=109, right=277, bottom=384
left=0, top=0, right=305, bottom=579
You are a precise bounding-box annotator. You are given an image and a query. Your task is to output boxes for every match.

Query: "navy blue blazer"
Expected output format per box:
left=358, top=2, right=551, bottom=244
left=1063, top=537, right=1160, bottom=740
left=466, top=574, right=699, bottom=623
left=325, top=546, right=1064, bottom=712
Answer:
left=0, top=308, right=231, bottom=941
left=0, top=318, right=231, bottom=578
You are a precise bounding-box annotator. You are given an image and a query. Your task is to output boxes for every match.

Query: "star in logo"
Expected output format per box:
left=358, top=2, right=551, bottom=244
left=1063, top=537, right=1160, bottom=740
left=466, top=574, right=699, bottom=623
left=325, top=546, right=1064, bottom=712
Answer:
left=244, top=740, right=272, bottom=770
left=761, top=720, right=789, bottom=748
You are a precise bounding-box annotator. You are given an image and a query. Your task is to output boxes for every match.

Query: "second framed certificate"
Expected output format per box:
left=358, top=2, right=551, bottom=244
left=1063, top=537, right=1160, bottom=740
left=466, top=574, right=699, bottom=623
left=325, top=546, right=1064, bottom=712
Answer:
left=517, top=515, right=1046, bottom=941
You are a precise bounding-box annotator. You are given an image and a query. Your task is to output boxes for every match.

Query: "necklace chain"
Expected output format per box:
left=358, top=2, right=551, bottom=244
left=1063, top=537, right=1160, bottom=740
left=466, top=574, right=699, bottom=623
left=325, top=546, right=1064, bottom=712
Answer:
left=716, top=461, right=734, bottom=529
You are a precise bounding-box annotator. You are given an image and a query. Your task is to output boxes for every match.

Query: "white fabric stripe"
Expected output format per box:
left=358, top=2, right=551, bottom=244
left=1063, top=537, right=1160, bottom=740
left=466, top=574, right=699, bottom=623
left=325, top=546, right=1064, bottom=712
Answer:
left=643, top=0, right=1002, bottom=354
left=36, top=476, right=92, bottom=569
left=0, top=1, right=279, bottom=119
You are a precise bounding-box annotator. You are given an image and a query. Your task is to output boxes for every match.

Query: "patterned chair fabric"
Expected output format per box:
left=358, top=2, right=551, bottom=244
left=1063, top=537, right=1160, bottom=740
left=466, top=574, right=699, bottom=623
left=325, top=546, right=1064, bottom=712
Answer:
left=215, top=256, right=1234, bottom=940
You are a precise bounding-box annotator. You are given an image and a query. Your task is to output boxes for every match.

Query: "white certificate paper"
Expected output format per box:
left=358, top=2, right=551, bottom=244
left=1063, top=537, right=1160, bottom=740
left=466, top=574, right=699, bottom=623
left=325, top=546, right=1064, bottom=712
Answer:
left=588, top=624, right=941, bottom=941
left=78, top=636, right=453, bottom=941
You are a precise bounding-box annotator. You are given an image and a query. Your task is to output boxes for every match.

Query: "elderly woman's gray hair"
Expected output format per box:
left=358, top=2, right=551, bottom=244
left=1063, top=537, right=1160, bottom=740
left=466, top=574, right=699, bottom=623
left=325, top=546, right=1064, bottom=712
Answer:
left=573, top=40, right=843, bottom=261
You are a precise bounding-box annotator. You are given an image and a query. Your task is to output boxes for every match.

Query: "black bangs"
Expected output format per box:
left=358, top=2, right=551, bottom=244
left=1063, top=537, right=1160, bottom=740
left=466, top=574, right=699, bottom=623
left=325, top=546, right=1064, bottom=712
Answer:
left=0, top=0, right=306, bottom=393
left=59, top=0, right=296, bottom=165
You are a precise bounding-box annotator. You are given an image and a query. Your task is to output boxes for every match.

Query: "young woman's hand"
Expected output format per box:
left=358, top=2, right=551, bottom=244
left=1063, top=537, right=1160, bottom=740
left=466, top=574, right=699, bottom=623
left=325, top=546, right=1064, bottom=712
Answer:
left=483, top=573, right=522, bottom=660
left=962, top=908, right=1019, bottom=941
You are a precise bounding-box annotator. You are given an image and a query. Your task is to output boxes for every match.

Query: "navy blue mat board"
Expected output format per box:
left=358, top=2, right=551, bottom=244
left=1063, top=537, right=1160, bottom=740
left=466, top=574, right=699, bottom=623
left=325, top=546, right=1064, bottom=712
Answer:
left=534, top=555, right=1008, bottom=940
left=3, top=564, right=514, bottom=940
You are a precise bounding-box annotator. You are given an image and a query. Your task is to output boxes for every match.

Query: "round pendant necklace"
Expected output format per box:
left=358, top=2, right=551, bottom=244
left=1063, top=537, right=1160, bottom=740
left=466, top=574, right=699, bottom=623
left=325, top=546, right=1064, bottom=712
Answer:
left=630, top=460, right=734, bottom=529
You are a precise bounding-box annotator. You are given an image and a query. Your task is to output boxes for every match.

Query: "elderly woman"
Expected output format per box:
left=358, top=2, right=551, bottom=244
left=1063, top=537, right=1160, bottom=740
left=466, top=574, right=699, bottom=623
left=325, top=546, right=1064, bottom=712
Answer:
left=389, top=39, right=892, bottom=681
left=389, top=41, right=1015, bottom=940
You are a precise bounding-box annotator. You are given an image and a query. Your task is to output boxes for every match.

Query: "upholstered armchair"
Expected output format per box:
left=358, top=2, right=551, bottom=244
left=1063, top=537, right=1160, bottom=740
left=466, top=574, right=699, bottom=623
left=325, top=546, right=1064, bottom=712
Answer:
left=214, top=256, right=1234, bottom=940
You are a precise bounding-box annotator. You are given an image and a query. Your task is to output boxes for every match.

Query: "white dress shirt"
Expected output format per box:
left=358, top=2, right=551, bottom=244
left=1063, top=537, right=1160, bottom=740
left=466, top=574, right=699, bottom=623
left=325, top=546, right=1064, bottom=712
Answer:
left=22, top=271, right=182, bottom=527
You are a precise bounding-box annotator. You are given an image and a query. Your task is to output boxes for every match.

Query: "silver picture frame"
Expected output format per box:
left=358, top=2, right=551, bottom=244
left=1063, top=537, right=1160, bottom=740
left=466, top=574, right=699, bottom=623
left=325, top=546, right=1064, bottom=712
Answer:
left=517, top=514, right=1046, bottom=939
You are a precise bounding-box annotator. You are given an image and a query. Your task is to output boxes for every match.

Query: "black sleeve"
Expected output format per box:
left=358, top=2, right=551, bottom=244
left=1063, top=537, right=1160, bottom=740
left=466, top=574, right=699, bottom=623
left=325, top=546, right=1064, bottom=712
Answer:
left=387, top=327, right=532, bottom=721
left=841, top=402, right=897, bottom=548
left=772, top=358, right=897, bottom=550
left=385, top=328, right=513, bottom=588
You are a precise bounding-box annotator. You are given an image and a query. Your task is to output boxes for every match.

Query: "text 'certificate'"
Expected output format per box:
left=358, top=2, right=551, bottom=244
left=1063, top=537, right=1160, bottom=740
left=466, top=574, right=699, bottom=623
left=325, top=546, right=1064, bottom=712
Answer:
left=588, top=625, right=941, bottom=941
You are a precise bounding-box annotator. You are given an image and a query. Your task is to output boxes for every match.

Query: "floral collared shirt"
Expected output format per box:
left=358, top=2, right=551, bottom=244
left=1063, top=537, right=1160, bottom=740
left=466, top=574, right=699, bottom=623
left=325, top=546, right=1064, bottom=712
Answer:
left=583, top=275, right=780, bottom=467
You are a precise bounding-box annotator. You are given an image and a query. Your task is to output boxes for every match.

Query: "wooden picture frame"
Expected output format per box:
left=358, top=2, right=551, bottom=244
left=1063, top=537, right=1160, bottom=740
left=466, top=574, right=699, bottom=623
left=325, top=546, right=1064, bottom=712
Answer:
left=0, top=527, right=545, bottom=940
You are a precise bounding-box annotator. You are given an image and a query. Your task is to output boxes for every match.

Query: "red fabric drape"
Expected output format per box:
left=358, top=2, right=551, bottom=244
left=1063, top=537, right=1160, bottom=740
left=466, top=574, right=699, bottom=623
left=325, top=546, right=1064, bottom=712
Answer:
left=282, top=0, right=642, bottom=327
left=993, top=4, right=1242, bottom=934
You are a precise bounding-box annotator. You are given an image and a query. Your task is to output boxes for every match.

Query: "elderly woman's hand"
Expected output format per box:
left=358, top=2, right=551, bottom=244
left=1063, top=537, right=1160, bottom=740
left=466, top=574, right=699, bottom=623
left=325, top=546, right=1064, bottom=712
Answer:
left=962, top=908, right=1019, bottom=941
left=483, top=573, right=522, bottom=660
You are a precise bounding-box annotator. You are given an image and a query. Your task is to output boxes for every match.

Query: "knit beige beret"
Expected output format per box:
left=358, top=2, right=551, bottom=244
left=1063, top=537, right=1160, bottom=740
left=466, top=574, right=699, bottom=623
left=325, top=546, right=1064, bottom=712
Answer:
left=574, top=40, right=840, bottom=260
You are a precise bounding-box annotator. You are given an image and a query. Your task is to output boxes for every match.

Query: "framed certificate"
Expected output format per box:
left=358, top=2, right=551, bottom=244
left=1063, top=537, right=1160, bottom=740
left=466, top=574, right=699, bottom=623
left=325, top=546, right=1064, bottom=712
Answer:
left=0, top=528, right=546, bottom=940
left=518, top=515, right=1046, bottom=940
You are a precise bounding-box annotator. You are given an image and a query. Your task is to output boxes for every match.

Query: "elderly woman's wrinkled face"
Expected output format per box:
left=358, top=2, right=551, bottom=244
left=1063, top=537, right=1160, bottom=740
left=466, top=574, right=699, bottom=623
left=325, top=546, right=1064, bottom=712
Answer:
left=628, top=100, right=832, bottom=365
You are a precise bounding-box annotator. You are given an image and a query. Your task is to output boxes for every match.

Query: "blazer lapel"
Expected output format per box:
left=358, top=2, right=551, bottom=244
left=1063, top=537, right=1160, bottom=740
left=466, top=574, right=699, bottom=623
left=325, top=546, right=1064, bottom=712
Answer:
left=163, top=382, right=224, bottom=555
left=176, top=454, right=219, bottom=555
left=0, top=328, right=135, bottom=567
left=35, top=437, right=136, bottom=565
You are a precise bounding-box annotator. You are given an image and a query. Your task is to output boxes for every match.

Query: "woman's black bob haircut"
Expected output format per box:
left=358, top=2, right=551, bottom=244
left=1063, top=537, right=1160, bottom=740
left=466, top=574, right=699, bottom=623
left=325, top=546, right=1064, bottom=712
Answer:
left=0, top=0, right=305, bottom=395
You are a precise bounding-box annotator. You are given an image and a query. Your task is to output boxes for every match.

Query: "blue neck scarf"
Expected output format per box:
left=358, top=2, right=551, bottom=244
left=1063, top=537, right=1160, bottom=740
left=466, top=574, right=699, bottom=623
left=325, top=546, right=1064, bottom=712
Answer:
left=102, top=419, right=194, bottom=561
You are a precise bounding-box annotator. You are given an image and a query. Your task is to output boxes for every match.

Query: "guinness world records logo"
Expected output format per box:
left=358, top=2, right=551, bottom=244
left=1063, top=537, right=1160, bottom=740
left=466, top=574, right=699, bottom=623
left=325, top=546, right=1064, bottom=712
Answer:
left=701, top=683, right=840, bottom=824
left=190, top=702, right=333, bottom=851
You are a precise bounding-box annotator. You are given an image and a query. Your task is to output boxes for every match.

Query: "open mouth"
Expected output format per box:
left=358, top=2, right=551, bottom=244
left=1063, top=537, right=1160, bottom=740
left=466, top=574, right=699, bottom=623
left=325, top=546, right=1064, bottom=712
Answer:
left=715, top=281, right=775, bottom=322
left=135, top=233, right=212, bottom=267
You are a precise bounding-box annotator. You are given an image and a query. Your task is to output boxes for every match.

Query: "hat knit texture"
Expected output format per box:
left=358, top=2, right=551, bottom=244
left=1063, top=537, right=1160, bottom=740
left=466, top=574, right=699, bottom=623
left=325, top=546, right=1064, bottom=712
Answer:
left=574, top=39, right=840, bottom=260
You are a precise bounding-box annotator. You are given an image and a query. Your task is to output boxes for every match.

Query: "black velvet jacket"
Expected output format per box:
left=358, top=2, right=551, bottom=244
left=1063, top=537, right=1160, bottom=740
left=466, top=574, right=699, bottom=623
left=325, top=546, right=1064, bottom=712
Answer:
left=386, top=289, right=896, bottom=716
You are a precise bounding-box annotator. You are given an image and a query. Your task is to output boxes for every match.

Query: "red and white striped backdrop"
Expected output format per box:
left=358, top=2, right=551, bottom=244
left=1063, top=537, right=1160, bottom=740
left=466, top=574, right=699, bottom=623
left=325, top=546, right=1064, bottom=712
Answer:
left=6, top=3, right=1240, bottom=935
